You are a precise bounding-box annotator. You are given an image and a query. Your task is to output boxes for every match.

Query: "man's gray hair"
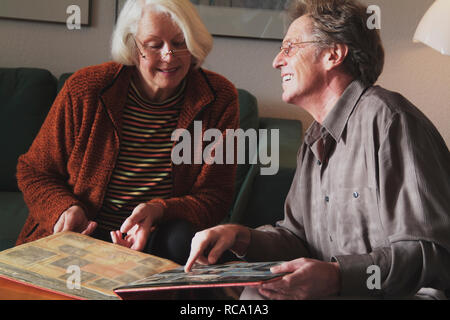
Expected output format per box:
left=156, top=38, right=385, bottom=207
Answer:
left=288, top=0, right=385, bottom=86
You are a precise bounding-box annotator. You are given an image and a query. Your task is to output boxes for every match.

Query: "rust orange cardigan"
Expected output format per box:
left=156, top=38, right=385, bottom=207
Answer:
left=16, top=62, right=239, bottom=245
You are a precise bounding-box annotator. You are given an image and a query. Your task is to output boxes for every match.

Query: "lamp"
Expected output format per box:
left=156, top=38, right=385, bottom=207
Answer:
left=413, top=0, right=450, bottom=56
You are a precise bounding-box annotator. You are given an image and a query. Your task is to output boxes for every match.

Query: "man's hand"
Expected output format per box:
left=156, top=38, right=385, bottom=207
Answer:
left=184, top=224, right=251, bottom=272
left=111, top=202, right=164, bottom=252
left=258, top=258, right=341, bottom=300
left=53, top=205, right=97, bottom=235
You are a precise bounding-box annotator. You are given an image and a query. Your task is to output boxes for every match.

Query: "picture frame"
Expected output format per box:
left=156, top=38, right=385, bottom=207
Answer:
left=115, top=0, right=288, bottom=40
left=0, top=0, right=91, bottom=26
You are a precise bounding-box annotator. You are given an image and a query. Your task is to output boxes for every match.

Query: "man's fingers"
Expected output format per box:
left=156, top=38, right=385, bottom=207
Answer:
left=185, top=247, right=211, bottom=272
left=206, top=238, right=231, bottom=265
left=271, top=259, right=303, bottom=274
left=185, top=248, right=204, bottom=273
left=258, top=287, right=291, bottom=300
left=185, top=234, right=212, bottom=272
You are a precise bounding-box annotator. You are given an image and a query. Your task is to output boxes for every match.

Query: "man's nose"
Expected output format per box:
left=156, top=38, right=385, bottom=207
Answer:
left=272, top=51, right=286, bottom=69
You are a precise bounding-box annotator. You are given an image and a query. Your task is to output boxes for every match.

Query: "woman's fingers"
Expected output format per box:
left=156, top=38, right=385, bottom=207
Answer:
left=81, top=221, right=98, bottom=235
left=120, top=204, right=149, bottom=234
left=53, top=213, right=65, bottom=234
left=111, top=230, right=132, bottom=248
left=130, top=230, right=149, bottom=251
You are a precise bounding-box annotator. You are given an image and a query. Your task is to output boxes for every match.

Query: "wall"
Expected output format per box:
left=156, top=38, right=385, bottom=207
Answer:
left=0, top=0, right=449, bottom=146
left=203, top=0, right=450, bottom=145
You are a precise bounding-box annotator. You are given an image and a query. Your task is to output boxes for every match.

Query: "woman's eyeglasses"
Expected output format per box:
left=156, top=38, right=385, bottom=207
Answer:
left=133, top=37, right=191, bottom=59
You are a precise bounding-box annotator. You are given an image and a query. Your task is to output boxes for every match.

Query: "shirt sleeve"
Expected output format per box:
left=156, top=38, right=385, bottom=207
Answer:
left=333, top=109, right=450, bottom=298
left=243, top=226, right=310, bottom=262
left=333, top=241, right=450, bottom=298
left=242, top=143, right=312, bottom=262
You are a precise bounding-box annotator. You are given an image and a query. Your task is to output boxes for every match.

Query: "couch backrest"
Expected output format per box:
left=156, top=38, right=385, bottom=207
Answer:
left=0, top=68, right=56, bottom=191
left=233, top=88, right=259, bottom=202
left=5, top=70, right=260, bottom=212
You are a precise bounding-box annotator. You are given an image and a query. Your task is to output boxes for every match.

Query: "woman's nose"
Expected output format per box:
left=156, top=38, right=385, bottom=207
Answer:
left=161, top=49, right=175, bottom=60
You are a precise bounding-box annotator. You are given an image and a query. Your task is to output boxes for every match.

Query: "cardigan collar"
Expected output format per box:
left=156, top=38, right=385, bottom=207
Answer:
left=99, top=63, right=216, bottom=134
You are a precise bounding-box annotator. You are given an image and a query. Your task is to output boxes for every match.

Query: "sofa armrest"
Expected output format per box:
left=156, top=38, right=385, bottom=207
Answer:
left=0, top=68, right=56, bottom=191
left=0, top=192, right=29, bottom=251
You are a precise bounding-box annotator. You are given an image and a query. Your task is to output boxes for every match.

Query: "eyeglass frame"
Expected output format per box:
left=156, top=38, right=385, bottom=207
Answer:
left=279, top=40, right=322, bottom=57
left=133, top=36, right=191, bottom=59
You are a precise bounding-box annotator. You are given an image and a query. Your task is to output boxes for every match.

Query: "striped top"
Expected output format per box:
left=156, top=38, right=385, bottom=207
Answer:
left=95, top=79, right=185, bottom=232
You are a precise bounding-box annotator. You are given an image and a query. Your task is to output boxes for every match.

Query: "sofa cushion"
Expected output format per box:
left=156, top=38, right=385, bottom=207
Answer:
left=231, top=118, right=303, bottom=227
left=58, top=73, right=72, bottom=93
left=0, top=192, right=29, bottom=251
left=234, top=89, right=259, bottom=198
left=0, top=68, right=56, bottom=191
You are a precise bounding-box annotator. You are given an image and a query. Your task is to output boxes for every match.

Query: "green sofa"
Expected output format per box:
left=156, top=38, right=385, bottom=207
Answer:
left=0, top=67, right=302, bottom=251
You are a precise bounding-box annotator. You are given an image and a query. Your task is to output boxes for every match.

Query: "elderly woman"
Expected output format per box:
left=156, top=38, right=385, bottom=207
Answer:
left=15, top=0, right=238, bottom=264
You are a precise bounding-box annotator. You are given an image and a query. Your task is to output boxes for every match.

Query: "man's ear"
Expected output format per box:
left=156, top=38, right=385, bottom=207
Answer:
left=323, top=43, right=349, bottom=71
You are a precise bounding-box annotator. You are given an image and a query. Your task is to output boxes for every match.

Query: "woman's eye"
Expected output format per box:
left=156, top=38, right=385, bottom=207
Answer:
left=146, top=43, right=162, bottom=50
left=173, top=41, right=186, bottom=48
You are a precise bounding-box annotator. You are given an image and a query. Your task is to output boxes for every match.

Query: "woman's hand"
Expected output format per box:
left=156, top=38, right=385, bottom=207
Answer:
left=111, top=202, right=164, bottom=251
left=53, top=205, right=97, bottom=235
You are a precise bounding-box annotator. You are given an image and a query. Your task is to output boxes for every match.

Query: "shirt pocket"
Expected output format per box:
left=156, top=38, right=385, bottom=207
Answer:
left=330, top=187, right=385, bottom=255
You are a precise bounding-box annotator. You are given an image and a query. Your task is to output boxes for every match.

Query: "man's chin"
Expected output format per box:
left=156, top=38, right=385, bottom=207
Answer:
left=282, top=92, right=295, bottom=105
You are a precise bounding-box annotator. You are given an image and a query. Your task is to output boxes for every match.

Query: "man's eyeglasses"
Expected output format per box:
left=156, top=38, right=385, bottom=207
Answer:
left=133, top=37, right=191, bottom=59
left=279, top=41, right=321, bottom=57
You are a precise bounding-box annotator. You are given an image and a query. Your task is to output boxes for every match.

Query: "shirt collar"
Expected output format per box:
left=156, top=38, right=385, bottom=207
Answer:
left=305, top=80, right=368, bottom=145
left=322, top=80, right=368, bottom=142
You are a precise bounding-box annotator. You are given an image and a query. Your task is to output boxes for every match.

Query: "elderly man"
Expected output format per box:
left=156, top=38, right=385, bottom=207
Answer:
left=185, top=0, right=450, bottom=299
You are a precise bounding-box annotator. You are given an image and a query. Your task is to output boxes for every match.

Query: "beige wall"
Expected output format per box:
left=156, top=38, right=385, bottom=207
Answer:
left=0, top=0, right=449, bottom=146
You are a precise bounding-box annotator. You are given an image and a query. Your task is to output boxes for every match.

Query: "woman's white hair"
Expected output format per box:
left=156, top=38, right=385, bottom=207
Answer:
left=111, top=0, right=213, bottom=68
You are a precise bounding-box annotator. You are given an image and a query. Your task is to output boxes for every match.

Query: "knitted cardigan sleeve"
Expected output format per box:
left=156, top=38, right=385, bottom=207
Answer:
left=16, top=81, right=87, bottom=242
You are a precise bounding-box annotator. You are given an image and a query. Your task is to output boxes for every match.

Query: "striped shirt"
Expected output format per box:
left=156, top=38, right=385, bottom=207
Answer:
left=95, top=79, right=185, bottom=232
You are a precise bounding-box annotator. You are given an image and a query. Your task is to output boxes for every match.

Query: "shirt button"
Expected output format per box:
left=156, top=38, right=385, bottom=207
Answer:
left=353, top=192, right=359, bottom=199
left=329, top=235, right=333, bottom=242
left=325, top=196, right=330, bottom=202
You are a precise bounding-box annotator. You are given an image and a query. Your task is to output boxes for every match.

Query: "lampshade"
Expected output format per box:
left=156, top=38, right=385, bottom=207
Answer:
left=413, top=0, right=450, bottom=56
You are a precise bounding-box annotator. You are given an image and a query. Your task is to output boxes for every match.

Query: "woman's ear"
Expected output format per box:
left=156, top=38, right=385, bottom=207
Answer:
left=190, top=56, right=198, bottom=70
